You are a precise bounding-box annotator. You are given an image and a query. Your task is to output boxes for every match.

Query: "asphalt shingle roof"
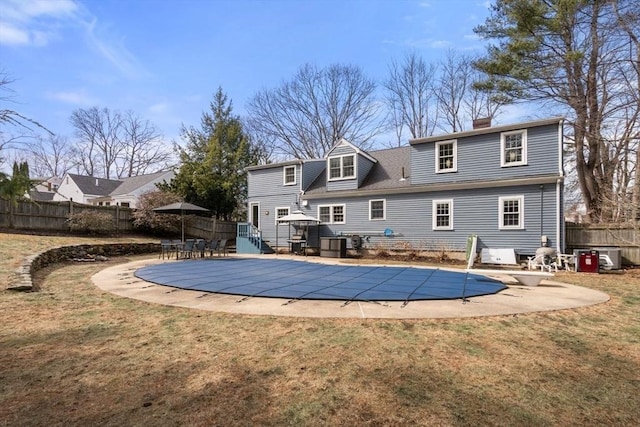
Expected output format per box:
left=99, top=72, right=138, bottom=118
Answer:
left=69, top=174, right=122, bottom=196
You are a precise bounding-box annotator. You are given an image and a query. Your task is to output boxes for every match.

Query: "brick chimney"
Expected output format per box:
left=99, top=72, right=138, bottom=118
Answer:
left=472, top=117, right=492, bottom=129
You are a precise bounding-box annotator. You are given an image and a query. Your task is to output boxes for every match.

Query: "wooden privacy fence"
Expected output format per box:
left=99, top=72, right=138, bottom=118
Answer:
left=0, top=199, right=238, bottom=239
left=565, top=223, right=639, bottom=265
left=0, top=199, right=133, bottom=232
left=185, top=216, right=237, bottom=241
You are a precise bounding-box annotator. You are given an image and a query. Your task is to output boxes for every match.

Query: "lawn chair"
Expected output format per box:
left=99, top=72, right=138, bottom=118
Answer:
left=194, top=239, right=207, bottom=258
left=207, top=239, right=219, bottom=257
left=217, top=239, right=229, bottom=256
left=527, top=247, right=559, bottom=272
left=159, top=239, right=173, bottom=259
left=178, top=239, right=195, bottom=259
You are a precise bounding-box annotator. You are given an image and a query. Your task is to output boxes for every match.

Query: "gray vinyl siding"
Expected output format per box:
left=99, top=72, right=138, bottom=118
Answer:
left=411, top=123, right=560, bottom=185
left=248, top=168, right=299, bottom=198
left=246, top=119, right=564, bottom=256
left=327, top=145, right=358, bottom=192
left=326, top=176, right=358, bottom=192
left=277, top=183, right=559, bottom=256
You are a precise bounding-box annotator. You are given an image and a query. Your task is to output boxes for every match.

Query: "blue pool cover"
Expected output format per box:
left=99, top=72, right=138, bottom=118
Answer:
left=135, top=258, right=506, bottom=302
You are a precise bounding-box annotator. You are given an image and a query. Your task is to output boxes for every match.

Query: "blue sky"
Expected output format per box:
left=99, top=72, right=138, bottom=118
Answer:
left=0, top=0, right=515, bottom=146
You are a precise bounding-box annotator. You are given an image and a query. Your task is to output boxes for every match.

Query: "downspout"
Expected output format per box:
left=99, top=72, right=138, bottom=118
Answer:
left=557, top=119, right=565, bottom=253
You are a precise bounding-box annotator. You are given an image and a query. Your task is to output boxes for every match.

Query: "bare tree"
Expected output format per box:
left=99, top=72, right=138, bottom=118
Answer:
left=1, top=71, right=53, bottom=170
left=70, top=107, right=171, bottom=178
left=247, top=63, right=384, bottom=159
left=70, top=107, right=123, bottom=178
left=613, top=0, right=640, bottom=223
left=383, top=52, right=438, bottom=142
left=474, top=0, right=639, bottom=223
left=1, top=71, right=52, bottom=135
left=435, top=50, right=504, bottom=133
left=117, top=110, right=172, bottom=177
left=26, top=134, right=74, bottom=178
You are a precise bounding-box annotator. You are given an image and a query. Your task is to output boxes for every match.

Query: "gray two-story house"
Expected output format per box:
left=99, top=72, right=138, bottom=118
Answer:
left=240, top=117, right=565, bottom=259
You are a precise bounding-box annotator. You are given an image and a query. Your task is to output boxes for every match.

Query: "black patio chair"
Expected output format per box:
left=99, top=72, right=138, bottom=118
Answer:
left=160, top=239, right=172, bottom=259
left=178, top=239, right=195, bottom=259
left=207, top=239, right=219, bottom=257
left=194, top=239, right=207, bottom=258
left=217, top=239, right=229, bottom=256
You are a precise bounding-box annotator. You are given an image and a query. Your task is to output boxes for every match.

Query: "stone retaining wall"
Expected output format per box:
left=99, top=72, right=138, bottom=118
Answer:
left=10, top=243, right=160, bottom=291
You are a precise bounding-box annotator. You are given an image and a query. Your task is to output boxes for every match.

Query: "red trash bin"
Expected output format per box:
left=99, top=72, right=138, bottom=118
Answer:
left=577, top=250, right=599, bottom=273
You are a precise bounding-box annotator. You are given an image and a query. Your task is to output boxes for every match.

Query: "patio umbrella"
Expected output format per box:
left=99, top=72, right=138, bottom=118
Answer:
left=153, top=202, right=210, bottom=243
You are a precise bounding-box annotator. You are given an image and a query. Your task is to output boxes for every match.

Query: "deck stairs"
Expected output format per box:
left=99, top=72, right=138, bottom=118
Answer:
left=236, top=223, right=274, bottom=254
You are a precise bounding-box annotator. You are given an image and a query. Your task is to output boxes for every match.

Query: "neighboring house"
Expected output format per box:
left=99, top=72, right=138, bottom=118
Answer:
left=29, top=176, right=62, bottom=201
left=53, top=170, right=174, bottom=208
left=242, top=117, right=566, bottom=259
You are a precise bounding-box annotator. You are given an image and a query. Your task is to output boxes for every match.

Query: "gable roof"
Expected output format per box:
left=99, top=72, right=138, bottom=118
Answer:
left=110, top=170, right=173, bottom=196
left=325, top=138, right=377, bottom=163
left=68, top=174, right=122, bottom=196
left=305, top=146, right=410, bottom=194
left=29, top=190, right=55, bottom=201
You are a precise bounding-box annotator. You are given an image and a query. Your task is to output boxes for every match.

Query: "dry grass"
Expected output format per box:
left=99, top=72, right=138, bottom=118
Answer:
left=1, top=232, right=639, bottom=426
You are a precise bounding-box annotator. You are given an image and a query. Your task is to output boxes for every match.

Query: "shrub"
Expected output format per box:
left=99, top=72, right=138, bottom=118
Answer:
left=66, top=211, right=115, bottom=234
left=132, top=190, right=182, bottom=234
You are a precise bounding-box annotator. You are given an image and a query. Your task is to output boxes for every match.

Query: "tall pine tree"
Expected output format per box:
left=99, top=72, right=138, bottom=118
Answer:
left=164, top=88, right=258, bottom=220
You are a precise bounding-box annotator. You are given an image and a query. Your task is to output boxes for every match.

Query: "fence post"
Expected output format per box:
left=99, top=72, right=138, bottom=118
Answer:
left=115, top=204, right=120, bottom=234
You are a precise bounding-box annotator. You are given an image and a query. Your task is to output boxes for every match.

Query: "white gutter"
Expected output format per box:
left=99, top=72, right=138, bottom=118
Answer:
left=557, top=119, right=565, bottom=253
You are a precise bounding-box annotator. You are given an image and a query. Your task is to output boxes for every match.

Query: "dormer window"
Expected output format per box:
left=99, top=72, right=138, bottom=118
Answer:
left=328, top=154, right=355, bottom=181
left=283, top=165, right=296, bottom=185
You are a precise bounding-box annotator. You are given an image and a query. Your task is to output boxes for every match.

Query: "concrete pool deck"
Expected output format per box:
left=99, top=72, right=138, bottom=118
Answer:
left=92, top=254, right=610, bottom=319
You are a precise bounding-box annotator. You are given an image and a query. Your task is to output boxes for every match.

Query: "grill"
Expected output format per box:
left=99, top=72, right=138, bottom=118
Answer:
left=287, top=231, right=307, bottom=255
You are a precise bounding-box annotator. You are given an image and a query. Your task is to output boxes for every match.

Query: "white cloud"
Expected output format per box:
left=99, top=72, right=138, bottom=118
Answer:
left=149, top=102, right=170, bottom=114
left=82, top=18, right=149, bottom=80
left=1, top=0, right=147, bottom=80
left=0, top=22, right=29, bottom=45
left=47, top=90, right=98, bottom=106
left=0, top=0, right=78, bottom=46
left=430, top=40, right=452, bottom=49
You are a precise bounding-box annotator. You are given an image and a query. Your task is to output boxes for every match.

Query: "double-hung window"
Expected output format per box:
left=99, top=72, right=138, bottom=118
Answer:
left=369, top=199, right=385, bottom=220
left=501, top=130, right=527, bottom=167
left=318, top=204, right=346, bottom=224
left=275, top=207, right=290, bottom=224
left=435, top=140, right=457, bottom=173
left=328, top=154, right=355, bottom=180
left=432, top=199, right=453, bottom=230
left=499, top=196, right=524, bottom=229
left=283, top=165, right=296, bottom=185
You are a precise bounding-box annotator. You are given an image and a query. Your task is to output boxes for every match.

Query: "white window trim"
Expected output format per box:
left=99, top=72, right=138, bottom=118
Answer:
left=275, top=206, right=290, bottom=224
left=369, top=199, right=386, bottom=221
left=283, top=165, right=297, bottom=186
left=500, top=130, right=528, bottom=167
left=432, top=199, right=454, bottom=230
left=327, top=154, right=356, bottom=181
left=435, top=140, right=457, bottom=173
left=499, top=195, right=525, bottom=230
left=317, top=204, right=346, bottom=224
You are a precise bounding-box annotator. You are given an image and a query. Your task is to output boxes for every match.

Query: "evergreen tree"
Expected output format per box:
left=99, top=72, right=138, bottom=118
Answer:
left=0, top=161, right=34, bottom=228
left=163, top=88, right=259, bottom=220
